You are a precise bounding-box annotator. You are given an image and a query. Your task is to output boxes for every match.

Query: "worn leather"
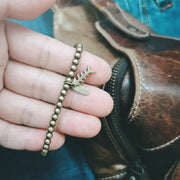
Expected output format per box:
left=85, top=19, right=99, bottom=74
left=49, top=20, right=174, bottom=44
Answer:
left=88, top=1, right=180, bottom=179
left=53, top=0, right=180, bottom=179
left=96, top=20, right=180, bottom=148
left=52, top=0, right=118, bottom=64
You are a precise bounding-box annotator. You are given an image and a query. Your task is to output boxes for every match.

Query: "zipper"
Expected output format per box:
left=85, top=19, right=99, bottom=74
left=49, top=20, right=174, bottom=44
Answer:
left=101, top=56, right=145, bottom=179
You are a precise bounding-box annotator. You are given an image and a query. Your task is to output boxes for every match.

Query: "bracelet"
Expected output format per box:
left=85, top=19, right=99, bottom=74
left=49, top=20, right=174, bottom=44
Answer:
left=41, top=44, right=95, bottom=157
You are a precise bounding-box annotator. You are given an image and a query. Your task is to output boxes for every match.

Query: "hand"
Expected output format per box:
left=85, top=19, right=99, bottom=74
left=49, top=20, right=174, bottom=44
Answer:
left=0, top=0, right=113, bottom=151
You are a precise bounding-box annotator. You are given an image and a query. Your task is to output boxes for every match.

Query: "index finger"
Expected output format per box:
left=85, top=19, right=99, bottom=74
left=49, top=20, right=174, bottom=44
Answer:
left=6, top=20, right=112, bottom=85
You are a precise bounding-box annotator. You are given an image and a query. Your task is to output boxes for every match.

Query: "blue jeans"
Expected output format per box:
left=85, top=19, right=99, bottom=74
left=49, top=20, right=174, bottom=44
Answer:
left=2, top=2, right=180, bottom=179
left=114, top=0, right=180, bottom=38
left=0, top=137, right=94, bottom=180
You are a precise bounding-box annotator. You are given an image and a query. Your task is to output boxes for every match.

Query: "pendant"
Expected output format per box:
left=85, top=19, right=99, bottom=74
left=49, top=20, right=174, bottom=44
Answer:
left=70, top=66, right=95, bottom=95
left=71, top=85, right=90, bottom=95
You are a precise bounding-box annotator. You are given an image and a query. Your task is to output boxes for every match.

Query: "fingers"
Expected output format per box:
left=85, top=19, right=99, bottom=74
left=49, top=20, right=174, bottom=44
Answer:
left=0, top=89, right=101, bottom=138
left=0, top=119, right=65, bottom=151
left=5, top=61, right=113, bottom=117
left=0, top=0, right=55, bottom=20
left=5, top=20, right=112, bottom=85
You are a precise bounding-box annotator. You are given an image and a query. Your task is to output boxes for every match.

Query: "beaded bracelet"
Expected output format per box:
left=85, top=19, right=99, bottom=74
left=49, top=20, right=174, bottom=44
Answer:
left=41, top=44, right=83, bottom=157
left=41, top=44, right=95, bottom=157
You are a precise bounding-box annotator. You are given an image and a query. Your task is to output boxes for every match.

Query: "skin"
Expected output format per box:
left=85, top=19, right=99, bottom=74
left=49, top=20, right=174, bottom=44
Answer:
left=0, top=0, right=113, bottom=151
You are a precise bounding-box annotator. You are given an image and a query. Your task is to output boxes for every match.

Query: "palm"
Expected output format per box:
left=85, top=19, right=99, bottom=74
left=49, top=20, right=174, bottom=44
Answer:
left=0, top=1, right=113, bottom=151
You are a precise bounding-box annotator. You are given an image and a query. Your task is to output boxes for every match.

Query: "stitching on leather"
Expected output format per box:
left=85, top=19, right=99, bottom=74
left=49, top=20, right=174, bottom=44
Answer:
left=95, top=21, right=143, bottom=122
left=142, top=134, right=180, bottom=151
left=126, top=49, right=143, bottom=122
left=100, top=171, right=127, bottom=180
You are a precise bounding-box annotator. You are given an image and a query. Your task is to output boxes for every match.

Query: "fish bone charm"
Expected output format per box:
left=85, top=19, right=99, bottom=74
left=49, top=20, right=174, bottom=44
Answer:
left=70, top=66, right=95, bottom=95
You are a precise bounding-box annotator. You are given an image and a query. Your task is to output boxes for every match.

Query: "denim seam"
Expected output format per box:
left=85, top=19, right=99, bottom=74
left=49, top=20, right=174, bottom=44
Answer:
left=123, top=0, right=130, bottom=11
left=138, top=0, right=149, bottom=25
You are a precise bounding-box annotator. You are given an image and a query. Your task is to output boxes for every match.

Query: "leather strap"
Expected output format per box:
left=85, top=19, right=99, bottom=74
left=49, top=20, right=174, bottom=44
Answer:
left=88, top=0, right=150, bottom=39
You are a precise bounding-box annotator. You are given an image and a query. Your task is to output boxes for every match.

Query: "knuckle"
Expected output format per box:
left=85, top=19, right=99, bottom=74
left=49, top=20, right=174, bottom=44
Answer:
left=31, top=69, right=47, bottom=99
left=20, top=100, right=33, bottom=126
left=39, top=36, right=51, bottom=69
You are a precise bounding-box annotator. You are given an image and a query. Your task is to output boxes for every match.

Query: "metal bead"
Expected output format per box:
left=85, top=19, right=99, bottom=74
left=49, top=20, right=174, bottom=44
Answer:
left=49, top=120, right=56, bottom=127
left=71, top=65, right=77, bottom=72
left=63, top=84, right=70, bottom=90
left=65, top=77, right=72, bottom=83
left=61, top=89, right=67, bottom=96
left=46, top=132, right=53, bottom=139
left=68, top=71, right=75, bottom=77
left=74, top=44, right=83, bottom=49
left=54, top=108, right=61, bottom=114
left=76, top=47, right=82, bottom=53
left=43, top=144, right=49, bottom=150
left=45, top=139, right=51, bottom=145
left=73, top=59, right=79, bottom=65
left=56, top=102, right=62, bottom=108
left=75, top=52, right=81, bottom=59
left=48, top=127, right=54, bottom=133
left=41, top=149, right=48, bottom=157
left=52, top=114, right=58, bottom=120
left=58, top=95, right=64, bottom=102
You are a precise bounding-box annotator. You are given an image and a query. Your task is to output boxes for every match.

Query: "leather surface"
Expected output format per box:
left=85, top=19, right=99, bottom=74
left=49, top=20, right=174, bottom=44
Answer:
left=96, top=19, right=180, bottom=150
left=93, top=3, right=180, bottom=177
left=53, top=1, right=119, bottom=65
left=88, top=0, right=150, bottom=39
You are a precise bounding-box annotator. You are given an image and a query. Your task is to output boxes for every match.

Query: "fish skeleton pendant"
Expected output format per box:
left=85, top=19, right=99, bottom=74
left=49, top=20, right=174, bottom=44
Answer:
left=69, top=66, right=95, bottom=95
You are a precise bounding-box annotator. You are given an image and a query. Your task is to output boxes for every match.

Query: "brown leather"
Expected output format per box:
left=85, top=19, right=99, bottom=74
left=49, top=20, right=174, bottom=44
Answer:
left=52, top=0, right=118, bottom=65
left=97, top=20, right=180, bottom=149
left=88, top=0, right=151, bottom=39
left=53, top=0, right=180, bottom=179
left=93, top=1, right=180, bottom=178
left=86, top=124, right=128, bottom=179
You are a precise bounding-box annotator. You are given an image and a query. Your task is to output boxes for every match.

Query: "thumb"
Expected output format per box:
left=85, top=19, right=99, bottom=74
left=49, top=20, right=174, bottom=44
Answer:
left=0, top=0, right=55, bottom=20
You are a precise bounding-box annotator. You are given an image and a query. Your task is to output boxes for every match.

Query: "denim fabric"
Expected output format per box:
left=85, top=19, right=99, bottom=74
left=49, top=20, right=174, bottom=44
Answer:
left=2, top=9, right=95, bottom=180
left=0, top=137, right=94, bottom=180
left=10, top=9, right=54, bottom=37
left=114, top=0, right=180, bottom=38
